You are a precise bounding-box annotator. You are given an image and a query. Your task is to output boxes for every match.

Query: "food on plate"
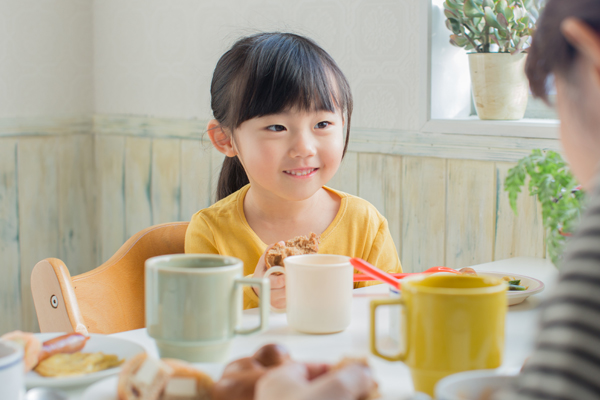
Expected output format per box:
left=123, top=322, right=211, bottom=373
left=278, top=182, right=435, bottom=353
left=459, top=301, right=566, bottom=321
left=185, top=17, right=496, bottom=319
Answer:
left=213, top=344, right=381, bottom=400
left=331, top=357, right=380, bottom=400
left=34, top=351, right=123, bottom=377
left=458, top=267, right=477, bottom=275
left=265, top=233, right=320, bottom=268
left=38, top=332, right=89, bottom=363
left=212, top=344, right=291, bottom=400
left=117, top=353, right=213, bottom=400
left=502, top=276, right=529, bottom=291
left=1, top=331, right=89, bottom=373
left=1, top=330, right=42, bottom=372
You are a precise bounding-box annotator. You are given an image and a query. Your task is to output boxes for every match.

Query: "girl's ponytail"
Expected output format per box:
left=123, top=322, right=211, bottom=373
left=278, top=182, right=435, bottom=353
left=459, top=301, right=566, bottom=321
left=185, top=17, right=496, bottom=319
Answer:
left=216, top=156, right=249, bottom=202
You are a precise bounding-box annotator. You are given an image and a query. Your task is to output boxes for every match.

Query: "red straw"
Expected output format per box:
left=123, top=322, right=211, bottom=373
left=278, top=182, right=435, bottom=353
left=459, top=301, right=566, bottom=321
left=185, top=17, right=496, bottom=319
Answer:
left=350, top=258, right=400, bottom=290
left=351, top=263, right=461, bottom=285
left=353, top=272, right=410, bottom=282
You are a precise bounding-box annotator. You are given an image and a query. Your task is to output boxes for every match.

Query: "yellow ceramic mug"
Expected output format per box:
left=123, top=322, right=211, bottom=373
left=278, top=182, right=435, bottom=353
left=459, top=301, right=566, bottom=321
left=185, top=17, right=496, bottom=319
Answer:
left=370, top=274, right=507, bottom=396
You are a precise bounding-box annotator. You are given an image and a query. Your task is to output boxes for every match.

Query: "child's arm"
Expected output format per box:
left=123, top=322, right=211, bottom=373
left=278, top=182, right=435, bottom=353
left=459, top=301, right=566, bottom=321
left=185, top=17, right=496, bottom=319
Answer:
left=355, top=219, right=402, bottom=288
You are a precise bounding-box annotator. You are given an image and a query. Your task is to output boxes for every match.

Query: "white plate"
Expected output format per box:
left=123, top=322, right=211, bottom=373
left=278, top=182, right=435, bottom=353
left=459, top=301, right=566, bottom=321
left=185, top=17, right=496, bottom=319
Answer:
left=26, top=333, right=145, bottom=388
left=435, top=369, right=517, bottom=400
left=479, top=271, right=545, bottom=306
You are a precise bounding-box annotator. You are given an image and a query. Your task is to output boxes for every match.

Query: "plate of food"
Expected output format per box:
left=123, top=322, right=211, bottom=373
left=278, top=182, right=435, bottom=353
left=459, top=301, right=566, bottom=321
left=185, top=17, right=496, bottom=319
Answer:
left=84, top=343, right=381, bottom=400
left=477, top=271, right=545, bottom=306
left=1, top=331, right=145, bottom=388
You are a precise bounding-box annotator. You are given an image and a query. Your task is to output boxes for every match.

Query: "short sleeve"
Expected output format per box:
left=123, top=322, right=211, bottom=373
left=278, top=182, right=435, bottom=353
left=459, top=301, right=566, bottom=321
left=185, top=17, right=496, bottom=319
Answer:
left=185, top=211, right=259, bottom=309
left=184, top=212, right=219, bottom=254
left=356, top=218, right=402, bottom=288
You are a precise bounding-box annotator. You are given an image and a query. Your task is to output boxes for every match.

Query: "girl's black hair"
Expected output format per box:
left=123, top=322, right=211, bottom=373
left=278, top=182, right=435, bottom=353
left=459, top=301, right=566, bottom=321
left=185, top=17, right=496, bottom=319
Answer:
left=526, top=0, right=600, bottom=102
left=210, top=32, right=353, bottom=201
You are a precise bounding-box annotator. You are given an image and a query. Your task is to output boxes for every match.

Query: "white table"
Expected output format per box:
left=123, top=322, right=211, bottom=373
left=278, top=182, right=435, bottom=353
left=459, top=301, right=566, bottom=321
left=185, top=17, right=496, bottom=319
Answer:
left=63, top=257, right=557, bottom=400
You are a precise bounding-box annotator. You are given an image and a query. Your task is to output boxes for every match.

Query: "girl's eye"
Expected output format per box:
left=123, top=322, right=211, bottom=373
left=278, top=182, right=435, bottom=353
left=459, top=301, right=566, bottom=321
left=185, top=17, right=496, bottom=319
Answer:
left=266, top=125, right=286, bottom=132
left=315, top=121, right=331, bottom=129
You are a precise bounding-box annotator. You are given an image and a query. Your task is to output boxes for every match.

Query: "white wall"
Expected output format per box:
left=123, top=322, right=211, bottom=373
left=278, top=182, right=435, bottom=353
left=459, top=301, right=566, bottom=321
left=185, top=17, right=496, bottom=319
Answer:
left=0, top=0, right=93, bottom=118
left=93, top=0, right=422, bottom=130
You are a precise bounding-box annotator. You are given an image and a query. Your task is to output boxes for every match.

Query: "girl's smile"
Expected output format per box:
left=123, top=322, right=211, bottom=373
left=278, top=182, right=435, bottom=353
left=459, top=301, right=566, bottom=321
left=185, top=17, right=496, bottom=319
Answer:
left=283, top=167, right=319, bottom=178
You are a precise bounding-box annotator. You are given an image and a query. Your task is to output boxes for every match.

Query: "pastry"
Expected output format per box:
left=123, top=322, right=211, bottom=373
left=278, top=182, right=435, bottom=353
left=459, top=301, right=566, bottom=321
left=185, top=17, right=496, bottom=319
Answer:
left=265, top=233, right=320, bottom=268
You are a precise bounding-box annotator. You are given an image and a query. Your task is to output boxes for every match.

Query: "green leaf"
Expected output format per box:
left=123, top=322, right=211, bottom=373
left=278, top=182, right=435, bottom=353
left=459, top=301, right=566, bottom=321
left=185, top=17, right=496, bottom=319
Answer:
left=447, top=0, right=465, bottom=10
left=484, top=7, right=505, bottom=31
left=445, top=18, right=463, bottom=34
left=482, top=0, right=494, bottom=8
left=523, top=0, right=539, bottom=19
left=504, top=149, right=585, bottom=267
left=464, top=0, right=485, bottom=18
left=450, top=34, right=470, bottom=47
left=497, top=13, right=509, bottom=29
left=444, top=9, right=460, bottom=20
left=504, top=5, right=515, bottom=21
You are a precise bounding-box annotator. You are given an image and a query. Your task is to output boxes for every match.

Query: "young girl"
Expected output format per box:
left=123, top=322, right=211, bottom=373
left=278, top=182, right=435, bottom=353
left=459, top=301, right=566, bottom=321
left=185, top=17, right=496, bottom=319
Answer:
left=185, top=32, right=402, bottom=309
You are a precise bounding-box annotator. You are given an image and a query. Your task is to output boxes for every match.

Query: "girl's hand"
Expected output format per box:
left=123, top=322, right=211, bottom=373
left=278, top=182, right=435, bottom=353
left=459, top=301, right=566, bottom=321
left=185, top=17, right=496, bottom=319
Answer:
left=253, top=242, right=287, bottom=309
left=255, top=362, right=375, bottom=400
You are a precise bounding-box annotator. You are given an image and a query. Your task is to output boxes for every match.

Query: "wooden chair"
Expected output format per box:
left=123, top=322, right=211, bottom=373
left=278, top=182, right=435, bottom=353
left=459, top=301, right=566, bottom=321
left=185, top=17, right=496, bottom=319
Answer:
left=30, top=222, right=189, bottom=335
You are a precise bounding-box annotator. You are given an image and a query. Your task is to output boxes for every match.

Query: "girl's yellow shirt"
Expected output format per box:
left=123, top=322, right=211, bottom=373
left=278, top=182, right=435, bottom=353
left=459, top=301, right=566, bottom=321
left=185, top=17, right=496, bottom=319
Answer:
left=184, top=185, right=402, bottom=309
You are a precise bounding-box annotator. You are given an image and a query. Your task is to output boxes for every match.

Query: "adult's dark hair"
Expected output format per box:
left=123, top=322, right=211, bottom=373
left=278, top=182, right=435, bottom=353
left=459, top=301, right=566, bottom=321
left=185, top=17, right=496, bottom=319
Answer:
left=526, top=0, right=600, bottom=102
left=210, top=32, right=353, bottom=201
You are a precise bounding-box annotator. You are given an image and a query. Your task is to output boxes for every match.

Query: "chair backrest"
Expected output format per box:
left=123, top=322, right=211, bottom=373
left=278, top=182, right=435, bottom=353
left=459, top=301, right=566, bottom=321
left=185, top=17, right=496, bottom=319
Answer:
left=31, top=222, right=189, bottom=334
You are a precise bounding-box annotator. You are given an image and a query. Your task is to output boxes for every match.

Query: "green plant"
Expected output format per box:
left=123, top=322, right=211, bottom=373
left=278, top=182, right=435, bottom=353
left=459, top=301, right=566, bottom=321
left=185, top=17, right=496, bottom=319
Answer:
left=504, top=149, right=585, bottom=266
left=443, top=0, right=544, bottom=54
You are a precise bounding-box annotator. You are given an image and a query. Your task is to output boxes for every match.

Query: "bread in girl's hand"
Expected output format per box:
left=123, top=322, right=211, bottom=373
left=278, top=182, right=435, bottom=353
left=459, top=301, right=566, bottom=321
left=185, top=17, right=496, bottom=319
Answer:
left=117, top=353, right=213, bottom=400
left=265, top=233, right=320, bottom=268
left=332, top=357, right=381, bottom=400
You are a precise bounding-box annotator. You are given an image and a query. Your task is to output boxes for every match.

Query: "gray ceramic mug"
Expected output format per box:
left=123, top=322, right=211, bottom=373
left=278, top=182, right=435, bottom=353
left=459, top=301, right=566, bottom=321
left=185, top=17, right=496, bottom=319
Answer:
left=145, top=254, right=270, bottom=362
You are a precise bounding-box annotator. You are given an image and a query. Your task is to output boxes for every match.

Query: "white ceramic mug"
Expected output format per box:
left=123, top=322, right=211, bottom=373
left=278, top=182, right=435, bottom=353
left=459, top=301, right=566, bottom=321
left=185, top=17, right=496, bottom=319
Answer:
left=264, top=254, right=353, bottom=334
left=0, top=339, right=25, bottom=400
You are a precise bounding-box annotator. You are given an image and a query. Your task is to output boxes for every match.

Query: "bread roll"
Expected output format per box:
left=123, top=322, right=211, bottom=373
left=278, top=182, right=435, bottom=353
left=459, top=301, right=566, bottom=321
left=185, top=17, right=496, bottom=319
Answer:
left=1, top=331, right=42, bottom=372
left=162, top=358, right=214, bottom=400
left=117, top=354, right=214, bottom=400
left=117, top=353, right=173, bottom=400
left=332, top=357, right=380, bottom=400
left=212, top=344, right=291, bottom=400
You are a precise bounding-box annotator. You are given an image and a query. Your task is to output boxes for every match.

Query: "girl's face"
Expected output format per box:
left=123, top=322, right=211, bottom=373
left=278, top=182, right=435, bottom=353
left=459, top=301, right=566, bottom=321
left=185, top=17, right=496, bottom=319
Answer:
left=232, top=108, right=345, bottom=202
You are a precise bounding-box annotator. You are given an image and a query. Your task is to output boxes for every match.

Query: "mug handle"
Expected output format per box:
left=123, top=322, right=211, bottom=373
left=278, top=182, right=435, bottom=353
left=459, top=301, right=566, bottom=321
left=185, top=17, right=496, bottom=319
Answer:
left=263, top=266, right=287, bottom=313
left=234, top=277, right=270, bottom=335
left=370, top=297, right=407, bottom=362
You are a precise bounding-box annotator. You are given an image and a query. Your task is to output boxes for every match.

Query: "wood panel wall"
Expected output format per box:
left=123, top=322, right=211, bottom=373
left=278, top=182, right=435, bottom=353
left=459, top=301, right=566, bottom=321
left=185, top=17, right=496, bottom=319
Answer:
left=0, top=116, right=550, bottom=334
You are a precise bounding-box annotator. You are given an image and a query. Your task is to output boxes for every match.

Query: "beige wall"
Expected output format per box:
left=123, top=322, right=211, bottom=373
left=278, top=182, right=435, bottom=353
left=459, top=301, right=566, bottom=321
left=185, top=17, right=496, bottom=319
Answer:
left=92, top=0, right=421, bottom=130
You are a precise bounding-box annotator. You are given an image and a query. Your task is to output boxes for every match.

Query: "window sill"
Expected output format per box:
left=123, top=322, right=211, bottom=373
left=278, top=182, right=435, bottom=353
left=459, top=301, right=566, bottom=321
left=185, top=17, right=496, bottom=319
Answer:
left=422, top=117, right=559, bottom=140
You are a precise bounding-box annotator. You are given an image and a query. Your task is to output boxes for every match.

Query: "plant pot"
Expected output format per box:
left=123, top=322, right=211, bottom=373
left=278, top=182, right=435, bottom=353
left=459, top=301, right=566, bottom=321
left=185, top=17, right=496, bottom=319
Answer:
left=468, top=53, right=529, bottom=120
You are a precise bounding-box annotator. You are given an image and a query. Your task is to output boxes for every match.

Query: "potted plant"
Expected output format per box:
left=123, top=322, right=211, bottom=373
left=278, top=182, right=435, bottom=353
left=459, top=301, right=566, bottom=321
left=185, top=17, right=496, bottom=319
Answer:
left=504, top=149, right=585, bottom=266
left=443, top=0, right=543, bottom=120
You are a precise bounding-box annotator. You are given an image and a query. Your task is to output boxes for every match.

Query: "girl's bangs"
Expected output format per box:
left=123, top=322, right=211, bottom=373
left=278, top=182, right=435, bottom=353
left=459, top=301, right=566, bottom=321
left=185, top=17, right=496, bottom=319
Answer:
left=233, top=36, right=348, bottom=126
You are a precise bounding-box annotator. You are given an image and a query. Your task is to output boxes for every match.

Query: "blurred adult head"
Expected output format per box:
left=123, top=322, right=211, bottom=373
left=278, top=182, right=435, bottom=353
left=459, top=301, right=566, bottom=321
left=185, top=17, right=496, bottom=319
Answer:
left=526, top=0, right=600, bottom=189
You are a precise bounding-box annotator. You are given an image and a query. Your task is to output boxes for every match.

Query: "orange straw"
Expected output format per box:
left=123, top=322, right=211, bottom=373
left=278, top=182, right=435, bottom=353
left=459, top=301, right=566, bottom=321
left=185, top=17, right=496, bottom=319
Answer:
left=350, top=258, right=401, bottom=290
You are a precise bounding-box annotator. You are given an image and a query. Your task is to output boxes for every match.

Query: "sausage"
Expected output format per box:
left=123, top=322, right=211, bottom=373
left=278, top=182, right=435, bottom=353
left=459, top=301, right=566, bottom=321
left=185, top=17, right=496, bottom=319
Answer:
left=38, top=333, right=89, bottom=363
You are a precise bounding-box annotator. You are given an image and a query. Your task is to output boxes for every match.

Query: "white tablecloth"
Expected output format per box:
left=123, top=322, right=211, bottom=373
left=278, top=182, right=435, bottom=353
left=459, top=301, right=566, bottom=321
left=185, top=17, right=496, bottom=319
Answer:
left=62, top=257, right=558, bottom=399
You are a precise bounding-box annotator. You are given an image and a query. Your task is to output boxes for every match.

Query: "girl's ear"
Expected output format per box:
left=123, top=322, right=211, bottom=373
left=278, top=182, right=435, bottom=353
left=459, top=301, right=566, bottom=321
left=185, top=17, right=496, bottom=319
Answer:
left=207, top=119, right=237, bottom=157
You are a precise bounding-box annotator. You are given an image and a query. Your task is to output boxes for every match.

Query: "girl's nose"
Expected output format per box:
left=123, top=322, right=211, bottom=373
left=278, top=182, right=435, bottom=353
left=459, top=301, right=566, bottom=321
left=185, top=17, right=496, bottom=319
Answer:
left=289, top=129, right=317, bottom=158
